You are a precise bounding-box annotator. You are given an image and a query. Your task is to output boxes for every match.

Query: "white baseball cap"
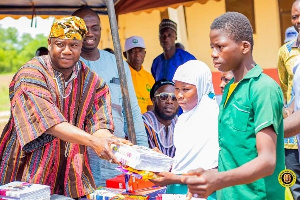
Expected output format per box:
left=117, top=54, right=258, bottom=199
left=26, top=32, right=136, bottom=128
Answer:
left=124, top=36, right=145, bottom=52
left=285, top=26, right=298, bottom=43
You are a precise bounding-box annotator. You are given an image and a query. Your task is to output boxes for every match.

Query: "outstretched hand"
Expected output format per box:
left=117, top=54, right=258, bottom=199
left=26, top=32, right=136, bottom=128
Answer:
left=181, top=168, right=219, bottom=199
left=91, top=129, right=133, bottom=164
left=92, top=134, right=121, bottom=164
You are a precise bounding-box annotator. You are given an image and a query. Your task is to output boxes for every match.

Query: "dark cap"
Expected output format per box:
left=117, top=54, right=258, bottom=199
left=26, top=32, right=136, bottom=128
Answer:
left=159, top=19, right=177, bottom=34
left=150, top=79, right=175, bottom=99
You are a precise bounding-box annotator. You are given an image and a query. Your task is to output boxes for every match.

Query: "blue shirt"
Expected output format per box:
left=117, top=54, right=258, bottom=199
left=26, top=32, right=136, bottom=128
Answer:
left=151, top=48, right=196, bottom=81
left=81, top=50, right=148, bottom=187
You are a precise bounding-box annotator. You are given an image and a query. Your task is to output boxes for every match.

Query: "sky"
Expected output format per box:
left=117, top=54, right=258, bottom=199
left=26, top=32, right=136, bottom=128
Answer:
left=0, top=16, right=54, bottom=37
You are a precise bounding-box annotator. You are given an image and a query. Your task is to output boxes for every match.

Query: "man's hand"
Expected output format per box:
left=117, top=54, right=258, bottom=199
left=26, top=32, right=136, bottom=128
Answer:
left=90, top=134, right=121, bottom=164
left=181, top=168, right=219, bottom=199
left=92, top=129, right=133, bottom=164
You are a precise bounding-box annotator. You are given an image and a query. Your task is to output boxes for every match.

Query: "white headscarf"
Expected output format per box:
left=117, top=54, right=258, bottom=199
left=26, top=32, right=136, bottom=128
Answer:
left=171, top=60, right=219, bottom=174
left=173, top=60, right=215, bottom=104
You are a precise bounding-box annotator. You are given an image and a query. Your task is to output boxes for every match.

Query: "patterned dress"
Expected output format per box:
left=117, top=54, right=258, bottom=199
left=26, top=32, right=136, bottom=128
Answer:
left=0, top=56, right=114, bottom=198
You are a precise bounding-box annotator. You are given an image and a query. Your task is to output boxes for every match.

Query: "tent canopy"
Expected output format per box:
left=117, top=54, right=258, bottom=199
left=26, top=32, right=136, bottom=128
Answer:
left=0, top=0, right=219, bottom=19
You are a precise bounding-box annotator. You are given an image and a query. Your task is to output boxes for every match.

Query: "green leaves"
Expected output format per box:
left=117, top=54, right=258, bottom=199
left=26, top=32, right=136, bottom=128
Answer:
left=0, top=26, right=48, bottom=73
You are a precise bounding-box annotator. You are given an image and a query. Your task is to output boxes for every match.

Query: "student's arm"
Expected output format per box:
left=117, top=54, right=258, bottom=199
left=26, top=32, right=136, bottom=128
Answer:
left=284, top=110, right=300, bottom=138
left=47, top=122, right=120, bottom=163
left=182, top=126, right=277, bottom=199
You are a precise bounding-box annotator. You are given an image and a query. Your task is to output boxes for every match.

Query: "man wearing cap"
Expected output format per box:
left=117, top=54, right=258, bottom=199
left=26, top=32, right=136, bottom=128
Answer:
left=277, top=1, right=300, bottom=199
left=151, top=18, right=196, bottom=81
left=0, top=16, right=122, bottom=198
left=72, top=7, right=149, bottom=187
left=142, top=79, right=179, bottom=158
left=123, top=36, right=155, bottom=114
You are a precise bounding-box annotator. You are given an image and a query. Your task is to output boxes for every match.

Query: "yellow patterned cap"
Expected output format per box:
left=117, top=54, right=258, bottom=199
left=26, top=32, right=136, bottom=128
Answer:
left=49, top=16, right=87, bottom=40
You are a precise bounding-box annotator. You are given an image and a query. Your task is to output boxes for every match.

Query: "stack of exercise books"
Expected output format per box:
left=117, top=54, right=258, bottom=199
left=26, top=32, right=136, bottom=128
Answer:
left=111, top=144, right=174, bottom=180
left=112, top=144, right=174, bottom=172
left=0, top=181, right=50, bottom=200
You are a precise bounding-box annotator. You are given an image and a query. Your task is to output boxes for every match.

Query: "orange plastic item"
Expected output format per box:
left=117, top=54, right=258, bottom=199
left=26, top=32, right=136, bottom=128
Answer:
left=106, top=174, right=155, bottom=192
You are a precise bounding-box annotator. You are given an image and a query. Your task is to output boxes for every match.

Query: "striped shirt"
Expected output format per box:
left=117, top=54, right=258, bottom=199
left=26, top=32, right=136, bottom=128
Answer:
left=0, top=56, right=114, bottom=198
left=142, top=111, right=177, bottom=158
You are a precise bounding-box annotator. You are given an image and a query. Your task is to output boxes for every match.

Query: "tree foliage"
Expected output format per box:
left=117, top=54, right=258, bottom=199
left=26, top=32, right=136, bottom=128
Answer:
left=0, top=26, right=48, bottom=73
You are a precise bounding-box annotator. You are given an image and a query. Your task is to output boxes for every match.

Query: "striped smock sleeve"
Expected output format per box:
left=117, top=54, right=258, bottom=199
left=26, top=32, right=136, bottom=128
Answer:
left=10, top=65, right=66, bottom=152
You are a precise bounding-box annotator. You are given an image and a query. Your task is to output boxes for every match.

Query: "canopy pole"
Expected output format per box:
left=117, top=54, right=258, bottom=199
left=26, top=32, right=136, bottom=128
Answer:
left=105, top=0, right=137, bottom=144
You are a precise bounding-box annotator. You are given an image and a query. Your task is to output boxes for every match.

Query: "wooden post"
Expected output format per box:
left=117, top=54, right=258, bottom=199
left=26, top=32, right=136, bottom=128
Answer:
left=104, top=0, right=137, bottom=144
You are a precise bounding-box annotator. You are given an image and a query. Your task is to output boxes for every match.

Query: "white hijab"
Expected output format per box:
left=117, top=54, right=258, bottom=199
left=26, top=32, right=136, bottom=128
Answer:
left=173, top=60, right=214, bottom=107
left=171, top=60, right=219, bottom=174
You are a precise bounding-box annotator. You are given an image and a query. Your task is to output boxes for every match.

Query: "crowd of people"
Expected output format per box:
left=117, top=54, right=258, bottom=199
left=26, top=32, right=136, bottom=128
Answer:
left=2, top=2, right=300, bottom=200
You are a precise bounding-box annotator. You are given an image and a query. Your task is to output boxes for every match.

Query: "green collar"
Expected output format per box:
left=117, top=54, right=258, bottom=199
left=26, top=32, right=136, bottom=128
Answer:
left=241, top=64, right=262, bottom=80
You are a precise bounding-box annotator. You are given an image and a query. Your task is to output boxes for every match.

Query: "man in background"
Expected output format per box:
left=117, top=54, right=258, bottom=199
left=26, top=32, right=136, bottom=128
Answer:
left=143, top=79, right=179, bottom=158
left=72, top=7, right=148, bottom=187
left=123, top=36, right=155, bottom=113
left=215, top=71, right=234, bottom=105
left=151, top=19, right=196, bottom=81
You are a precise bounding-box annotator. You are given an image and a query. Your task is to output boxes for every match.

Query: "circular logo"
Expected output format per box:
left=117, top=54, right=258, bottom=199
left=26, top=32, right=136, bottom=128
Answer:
left=278, top=169, right=296, bottom=187
left=146, top=84, right=151, bottom=92
left=132, top=39, right=138, bottom=44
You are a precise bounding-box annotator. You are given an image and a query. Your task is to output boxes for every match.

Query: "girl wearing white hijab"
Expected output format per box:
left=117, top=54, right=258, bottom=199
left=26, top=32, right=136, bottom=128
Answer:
left=151, top=60, right=219, bottom=200
left=172, top=60, right=219, bottom=174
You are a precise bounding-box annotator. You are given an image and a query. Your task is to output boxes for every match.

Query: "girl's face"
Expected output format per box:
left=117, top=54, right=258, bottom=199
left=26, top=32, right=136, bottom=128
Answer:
left=174, top=81, right=198, bottom=112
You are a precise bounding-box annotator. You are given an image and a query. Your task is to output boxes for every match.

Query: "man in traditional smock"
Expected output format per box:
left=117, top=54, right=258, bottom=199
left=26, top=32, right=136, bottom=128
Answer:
left=0, top=16, right=121, bottom=199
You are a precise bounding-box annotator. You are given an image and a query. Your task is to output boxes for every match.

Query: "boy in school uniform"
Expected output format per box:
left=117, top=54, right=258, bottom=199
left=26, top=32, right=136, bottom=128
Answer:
left=182, top=12, right=285, bottom=200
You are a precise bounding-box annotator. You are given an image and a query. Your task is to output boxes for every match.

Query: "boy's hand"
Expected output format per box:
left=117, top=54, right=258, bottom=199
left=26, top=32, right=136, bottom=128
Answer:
left=181, top=168, right=218, bottom=199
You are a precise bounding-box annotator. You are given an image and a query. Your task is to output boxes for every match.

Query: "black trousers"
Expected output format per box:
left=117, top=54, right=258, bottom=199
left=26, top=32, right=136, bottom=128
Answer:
left=285, top=149, right=300, bottom=200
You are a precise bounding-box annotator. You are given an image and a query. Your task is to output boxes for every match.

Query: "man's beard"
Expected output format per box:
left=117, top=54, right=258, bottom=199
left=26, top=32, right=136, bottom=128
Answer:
left=154, top=102, right=178, bottom=120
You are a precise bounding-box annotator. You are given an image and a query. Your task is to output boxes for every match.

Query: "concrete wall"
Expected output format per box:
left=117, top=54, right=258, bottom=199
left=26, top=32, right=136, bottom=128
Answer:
left=252, top=0, right=281, bottom=69
left=185, top=0, right=281, bottom=71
